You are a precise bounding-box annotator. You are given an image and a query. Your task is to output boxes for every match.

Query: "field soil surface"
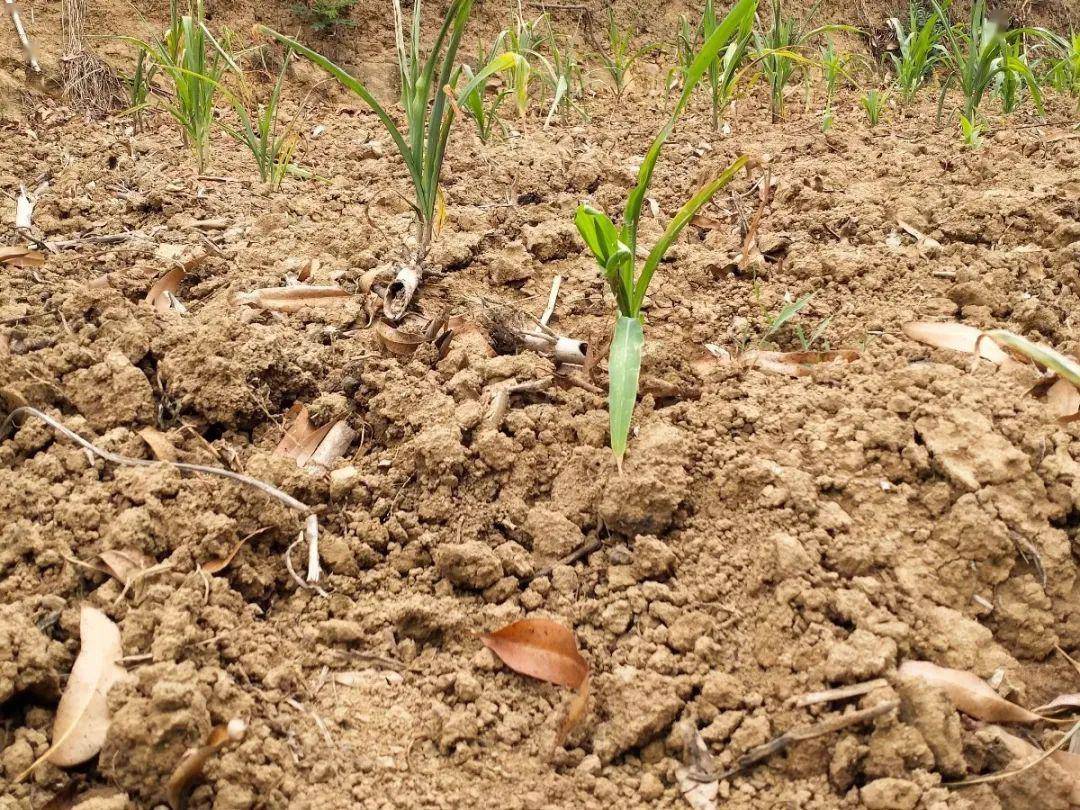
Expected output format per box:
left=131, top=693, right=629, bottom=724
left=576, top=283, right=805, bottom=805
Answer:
left=3, top=2, right=1080, bottom=809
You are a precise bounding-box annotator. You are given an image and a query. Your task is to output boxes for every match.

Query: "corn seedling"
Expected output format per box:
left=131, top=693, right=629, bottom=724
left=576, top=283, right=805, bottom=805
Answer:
left=501, top=8, right=546, bottom=117
left=221, top=52, right=302, bottom=190
left=996, top=37, right=1029, bottom=112
left=666, top=13, right=699, bottom=93
left=960, top=112, right=983, bottom=147
left=460, top=41, right=512, bottom=142
left=597, top=10, right=658, bottom=98
left=888, top=4, right=944, bottom=101
left=124, top=0, right=238, bottom=172
left=795, top=315, right=832, bottom=351
left=860, top=88, right=887, bottom=126
left=1046, top=31, right=1080, bottom=98
left=703, top=0, right=756, bottom=128
left=931, top=0, right=1050, bottom=128
left=291, top=0, right=357, bottom=33
left=534, top=30, right=588, bottom=125
left=755, top=0, right=852, bottom=122
left=575, top=0, right=756, bottom=465
left=127, top=47, right=156, bottom=132
left=260, top=0, right=521, bottom=319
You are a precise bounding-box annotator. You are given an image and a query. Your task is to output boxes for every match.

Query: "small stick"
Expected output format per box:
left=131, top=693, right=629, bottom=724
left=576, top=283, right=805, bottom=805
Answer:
left=304, top=513, right=321, bottom=583
left=2, top=407, right=310, bottom=514
left=14, top=185, right=34, bottom=230
left=48, top=231, right=149, bottom=249
left=787, top=678, right=888, bottom=708
left=4, top=0, right=39, bottom=72
left=529, top=537, right=602, bottom=582
left=285, top=537, right=328, bottom=598
left=540, top=274, right=562, bottom=327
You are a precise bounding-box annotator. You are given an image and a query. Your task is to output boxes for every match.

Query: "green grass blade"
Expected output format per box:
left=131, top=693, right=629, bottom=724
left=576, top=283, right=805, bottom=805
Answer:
left=608, top=315, right=644, bottom=467
left=574, top=204, right=620, bottom=265
left=631, top=155, right=747, bottom=313
left=986, top=330, right=1080, bottom=386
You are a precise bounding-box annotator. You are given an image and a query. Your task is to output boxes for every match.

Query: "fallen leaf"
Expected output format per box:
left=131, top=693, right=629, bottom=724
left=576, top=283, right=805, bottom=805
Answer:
left=981, top=725, right=1080, bottom=803
left=234, top=285, right=350, bottom=313
left=896, top=218, right=942, bottom=254
left=97, top=549, right=154, bottom=586
left=898, top=660, right=1043, bottom=724
left=145, top=268, right=187, bottom=314
left=165, top=718, right=246, bottom=810
left=138, top=427, right=178, bottom=462
left=199, top=528, right=269, bottom=575
left=274, top=405, right=334, bottom=467
left=903, top=321, right=1011, bottom=365
left=676, top=722, right=718, bottom=810
left=17, top=607, right=126, bottom=780
left=1046, top=378, right=1080, bottom=420
left=555, top=674, right=590, bottom=749
left=748, top=349, right=859, bottom=377
left=375, top=320, right=426, bottom=356
left=1035, top=694, right=1080, bottom=716
left=481, top=618, right=588, bottom=689
left=0, top=245, right=46, bottom=268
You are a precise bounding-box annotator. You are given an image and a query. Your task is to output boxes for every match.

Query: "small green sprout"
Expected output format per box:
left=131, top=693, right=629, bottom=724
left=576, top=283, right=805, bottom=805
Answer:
left=888, top=3, right=944, bottom=101
left=290, top=0, right=358, bottom=33
left=860, top=88, right=887, bottom=126
left=597, top=9, right=657, bottom=99
left=959, top=113, right=983, bottom=147
left=575, top=0, right=756, bottom=466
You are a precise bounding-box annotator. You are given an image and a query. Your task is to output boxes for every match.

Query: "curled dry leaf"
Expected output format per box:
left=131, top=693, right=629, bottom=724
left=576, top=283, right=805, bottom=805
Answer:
left=235, top=285, right=350, bottom=313
left=675, top=723, right=719, bottom=810
left=555, top=675, right=590, bottom=749
left=898, top=661, right=1044, bottom=724
left=165, top=718, right=247, bottom=810
left=0, top=245, right=46, bottom=268
left=274, top=405, right=334, bottom=467
left=145, top=268, right=187, bottom=314
left=17, top=607, right=126, bottom=780
left=902, top=321, right=1011, bottom=365
left=200, top=528, right=269, bottom=575
left=1046, top=378, right=1080, bottom=420
left=98, top=549, right=154, bottom=586
left=138, top=427, right=178, bottom=462
left=980, top=725, right=1080, bottom=803
left=481, top=618, right=589, bottom=689
left=375, top=319, right=426, bottom=357
left=1035, top=694, right=1080, bottom=716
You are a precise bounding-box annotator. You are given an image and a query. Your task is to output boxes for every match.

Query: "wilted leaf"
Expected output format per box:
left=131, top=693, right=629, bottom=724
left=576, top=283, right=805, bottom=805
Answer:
left=555, top=675, right=590, bottom=749
left=898, top=660, right=1043, bottom=724
left=199, top=528, right=269, bottom=575
left=235, top=285, right=350, bottom=313
left=0, top=245, right=45, bottom=268
left=1045, top=378, right=1080, bottom=420
left=980, top=725, right=1080, bottom=803
left=481, top=618, right=588, bottom=689
left=165, top=719, right=246, bottom=810
left=985, top=329, right=1080, bottom=388
left=1035, top=694, right=1080, bottom=716
left=676, top=723, right=719, bottom=810
left=17, top=607, right=126, bottom=780
left=375, top=320, right=426, bottom=357
left=747, top=349, right=859, bottom=378
left=903, top=322, right=1011, bottom=365
left=145, top=268, right=187, bottom=314
left=138, top=427, right=178, bottom=462
left=274, top=405, right=334, bottom=467
left=97, top=549, right=154, bottom=586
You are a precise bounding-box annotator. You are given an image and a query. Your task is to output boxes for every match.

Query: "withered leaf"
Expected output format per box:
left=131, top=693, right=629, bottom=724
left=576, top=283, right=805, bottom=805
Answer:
left=375, top=320, right=426, bottom=357
left=898, top=660, right=1043, bottom=724
left=138, top=427, right=179, bottom=462
left=145, top=268, right=186, bottom=314
left=1046, top=378, right=1080, bottom=420
left=274, top=405, right=335, bottom=467
left=165, top=719, right=246, bottom=810
left=0, top=245, right=46, bottom=268
left=748, top=349, right=859, bottom=378
left=199, top=528, right=269, bottom=575
left=902, top=321, right=1011, bottom=365
left=98, top=549, right=154, bottom=586
left=555, top=674, right=590, bottom=749
left=481, top=618, right=588, bottom=689
left=1035, top=693, right=1080, bottom=716
left=17, top=607, right=126, bottom=780
left=235, top=285, right=350, bottom=313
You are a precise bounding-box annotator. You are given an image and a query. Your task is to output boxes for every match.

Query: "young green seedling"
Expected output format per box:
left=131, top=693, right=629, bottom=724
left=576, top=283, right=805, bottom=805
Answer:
left=597, top=9, right=658, bottom=98
left=888, top=3, right=943, bottom=102
left=260, top=0, right=522, bottom=320
left=576, top=0, right=756, bottom=467
left=860, top=88, right=887, bottom=126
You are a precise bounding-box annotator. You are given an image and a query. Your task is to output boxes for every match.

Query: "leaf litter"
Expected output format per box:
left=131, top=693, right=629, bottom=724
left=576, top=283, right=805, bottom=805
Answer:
left=165, top=718, right=247, bottom=810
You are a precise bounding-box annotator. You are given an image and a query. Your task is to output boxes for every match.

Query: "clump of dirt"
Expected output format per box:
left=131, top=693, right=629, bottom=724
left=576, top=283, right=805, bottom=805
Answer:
left=3, top=0, right=1080, bottom=808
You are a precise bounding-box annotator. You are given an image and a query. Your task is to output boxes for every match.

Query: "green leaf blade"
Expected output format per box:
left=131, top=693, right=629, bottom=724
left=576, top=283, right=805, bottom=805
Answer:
left=608, top=316, right=645, bottom=467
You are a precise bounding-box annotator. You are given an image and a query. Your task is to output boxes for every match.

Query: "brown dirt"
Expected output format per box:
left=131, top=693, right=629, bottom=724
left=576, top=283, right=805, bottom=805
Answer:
left=3, top=2, right=1080, bottom=809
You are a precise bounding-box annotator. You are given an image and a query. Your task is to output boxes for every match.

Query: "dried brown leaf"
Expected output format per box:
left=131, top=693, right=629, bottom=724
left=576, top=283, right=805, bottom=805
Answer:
left=17, top=607, right=125, bottom=780
left=145, top=268, right=186, bottom=314
left=1046, top=378, right=1080, bottom=420
left=97, top=549, right=154, bottom=586
left=0, top=245, right=46, bottom=267
left=481, top=618, right=588, bottom=689
left=898, top=660, right=1043, bottom=724
left=235, top=285, right=350, bottom=313
left=1035, top=694, right=1080, bottom=716
left=274, top=405, right=335, bottom=467
left=200, top=528, right=269, bottom=575
left=166, top=719, right=246, bottom=810
left=902, top=322, right=1011, bottom=365
left=555, top=674, right=590, bottom=749
left=748, top=349, right=859, bottom=378
left=375, top=320, right=426, bottom=357
left=138, top=427, right=178, bottom=462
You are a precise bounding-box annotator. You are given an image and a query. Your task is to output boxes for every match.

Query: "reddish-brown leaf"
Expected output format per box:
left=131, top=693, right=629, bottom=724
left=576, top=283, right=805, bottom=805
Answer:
left=138, top=427, right=178, bottom=462
left=165, top=719, right=246, bottom=810
left=145, top=268, right=186, bottom=314
left=0, top=246, right=45, bottom=268
left=481, top=618, right=588, bottom=689
left=199, top=528, right=269, bottom=575
left=898, top=661, right=1043, bottom=724
left=1034, top=693, right=1080, bottom=716
left=555, top=674, right=590, bottom=749
left=274, top=405, right=335, bottom=467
